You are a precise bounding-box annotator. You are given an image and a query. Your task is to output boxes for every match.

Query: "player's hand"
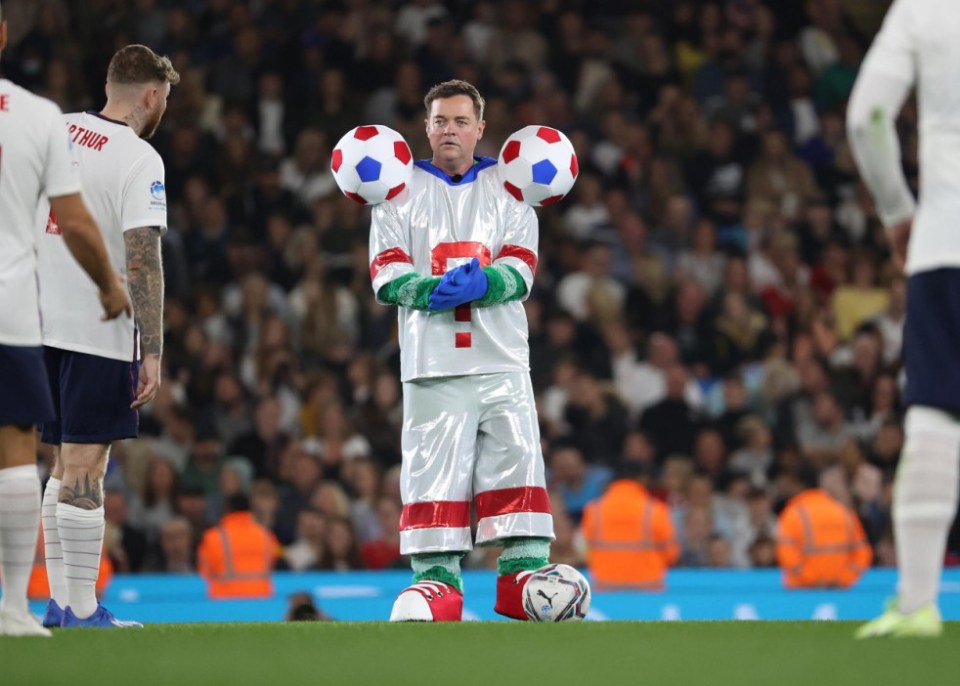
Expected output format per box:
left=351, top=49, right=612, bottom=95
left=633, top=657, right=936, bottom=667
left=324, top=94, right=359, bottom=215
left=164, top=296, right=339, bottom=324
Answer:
left=428, top=258, right=488, bottom=310
left=99, top=273, right=133, bottom=320
left=131, top=353, right=161, bottom=409
left=888, top=219, right=912, bottom=271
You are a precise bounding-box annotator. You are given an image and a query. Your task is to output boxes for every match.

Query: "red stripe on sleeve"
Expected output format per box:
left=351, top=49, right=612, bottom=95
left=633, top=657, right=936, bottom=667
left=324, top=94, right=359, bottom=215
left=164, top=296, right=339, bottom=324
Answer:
left=370, top=247, right=414, bottom=281
left=400, top=501, right=471, bottom=530
left=475, top=486, right=552, bottom=519
left=494, top=245, right=537, bottom=275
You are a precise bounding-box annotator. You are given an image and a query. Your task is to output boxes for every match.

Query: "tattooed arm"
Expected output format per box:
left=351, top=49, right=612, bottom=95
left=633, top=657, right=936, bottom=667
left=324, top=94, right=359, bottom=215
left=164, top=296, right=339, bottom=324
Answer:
left=125, top=226, right=164, bottom=408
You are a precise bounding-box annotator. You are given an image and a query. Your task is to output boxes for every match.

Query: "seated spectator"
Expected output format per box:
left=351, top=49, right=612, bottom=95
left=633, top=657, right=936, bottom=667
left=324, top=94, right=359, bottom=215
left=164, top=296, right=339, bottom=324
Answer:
left=729, top=415, right=774, bottom=488
left=282, top=508, right=327, bottom=572
left=547, top=443, right=613, bottom=524
left=775, top=469, right=872, bottom=588
left=317, top=516, right=364, bottom=571
left=145, top=517, right=195, bottom=574
left=639, top=363, right=700, bottom=458
left=360, top=497, right=403, bottom=570
left=797, top=391, right=858, bottom=469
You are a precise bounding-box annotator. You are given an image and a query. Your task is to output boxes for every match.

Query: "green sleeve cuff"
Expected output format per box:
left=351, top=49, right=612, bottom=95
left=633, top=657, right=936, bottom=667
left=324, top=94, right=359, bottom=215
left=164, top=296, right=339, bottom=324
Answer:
left=476, top=264, right=528, bottom=306
left=377, top=273, right=441, bottom=310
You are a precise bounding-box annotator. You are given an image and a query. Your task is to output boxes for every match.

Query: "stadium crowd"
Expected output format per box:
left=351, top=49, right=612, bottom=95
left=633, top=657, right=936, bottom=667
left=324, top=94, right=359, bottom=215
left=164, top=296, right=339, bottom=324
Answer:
left=4, top=0, right=946, bottom=578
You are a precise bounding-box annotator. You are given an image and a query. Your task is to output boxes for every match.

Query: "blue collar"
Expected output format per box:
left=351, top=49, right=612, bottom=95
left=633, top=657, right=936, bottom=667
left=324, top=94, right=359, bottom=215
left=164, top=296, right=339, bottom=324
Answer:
left=414, top=156, right=496, bottom=186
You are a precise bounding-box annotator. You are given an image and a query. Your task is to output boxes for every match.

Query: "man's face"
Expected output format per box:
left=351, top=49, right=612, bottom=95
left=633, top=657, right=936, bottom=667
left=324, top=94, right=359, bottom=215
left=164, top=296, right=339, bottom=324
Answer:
left=425, top=95, right=484, bottom=174
left=141, top=81, right=171, bottom=140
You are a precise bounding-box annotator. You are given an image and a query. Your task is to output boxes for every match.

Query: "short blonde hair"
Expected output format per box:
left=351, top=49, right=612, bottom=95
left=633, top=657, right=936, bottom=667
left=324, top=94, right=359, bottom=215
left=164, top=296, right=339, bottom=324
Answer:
left=107, top=44, right=180, bottom=86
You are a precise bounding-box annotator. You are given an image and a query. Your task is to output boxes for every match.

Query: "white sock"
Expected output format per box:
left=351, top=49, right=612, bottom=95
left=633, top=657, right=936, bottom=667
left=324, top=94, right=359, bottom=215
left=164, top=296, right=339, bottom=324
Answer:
left=895, top=406, right=960, bottom=614
left=57, top=503, right=104, bottom=619
left=42, top=477, right=68, bottom=607
left=0, top=465, right=41, bottom=615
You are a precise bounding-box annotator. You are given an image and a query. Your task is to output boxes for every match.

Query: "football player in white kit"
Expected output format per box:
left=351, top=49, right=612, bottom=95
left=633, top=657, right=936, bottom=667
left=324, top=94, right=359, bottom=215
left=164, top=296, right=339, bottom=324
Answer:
left=0, top=2, right=130, bottom=637
left=848, top=0, right=960, bottom=638
left=370, top=80, right=554, bottom=622
left=36, top=45, right=177, bottom=629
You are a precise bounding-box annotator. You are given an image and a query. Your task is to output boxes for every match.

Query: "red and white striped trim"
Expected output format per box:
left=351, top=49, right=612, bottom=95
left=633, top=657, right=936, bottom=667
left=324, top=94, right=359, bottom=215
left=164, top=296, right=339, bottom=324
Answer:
left=494, top=244, right=537, bottom=274
left=369, top=247, right=413, bottom=281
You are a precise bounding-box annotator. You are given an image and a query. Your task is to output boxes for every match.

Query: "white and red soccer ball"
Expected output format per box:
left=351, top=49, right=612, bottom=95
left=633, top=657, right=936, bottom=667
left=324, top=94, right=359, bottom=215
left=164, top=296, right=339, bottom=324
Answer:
left=522, top=563, right=591, bottom=622
left=498, top=125, right=579, bottom=207
left=331, top=125, right=413, bottom=205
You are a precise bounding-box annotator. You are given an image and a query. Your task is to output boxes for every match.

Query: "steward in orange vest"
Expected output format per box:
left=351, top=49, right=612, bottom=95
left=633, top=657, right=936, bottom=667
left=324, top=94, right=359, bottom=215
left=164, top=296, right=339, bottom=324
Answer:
left=197, top=494, right=279, bottom=599
left=580, top=464, right=679, bottom=590
left=776, top=487, right=872, bottom=588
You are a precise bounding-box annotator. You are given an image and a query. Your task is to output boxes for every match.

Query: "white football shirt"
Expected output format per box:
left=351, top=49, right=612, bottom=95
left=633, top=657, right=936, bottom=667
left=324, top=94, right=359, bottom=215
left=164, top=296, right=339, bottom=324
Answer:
left=37, top=111, right=167, bottom=361
left=849, top=0, right=960, bottom=274
left=0, top=79, right=80, bottom=346
left=369, top=158, right=539, bottom=382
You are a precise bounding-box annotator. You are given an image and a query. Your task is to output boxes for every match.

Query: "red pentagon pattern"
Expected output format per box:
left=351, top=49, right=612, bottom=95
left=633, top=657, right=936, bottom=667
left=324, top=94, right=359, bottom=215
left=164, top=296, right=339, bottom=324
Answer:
left=344, top=191, right=368, bottom=205
left=331, top=148, right=343, bottom=173
left=570, top=154, right=579, bottom=178
left=536, top=127, right=561, bottom=144
left=503, top=181, right=524, bottom=202
left=502, top=140, right=521, bottom=164
left=353, top=125, right=379, bottom=141
left=386, top=182, right=406, bottom=200
left=541, top=195, right=564, bottom=206
left=394, top=141, right=412, bottom=165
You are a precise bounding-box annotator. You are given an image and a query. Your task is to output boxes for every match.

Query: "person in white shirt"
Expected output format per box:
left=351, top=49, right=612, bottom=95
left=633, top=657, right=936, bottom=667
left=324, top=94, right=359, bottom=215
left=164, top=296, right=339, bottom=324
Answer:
left=36, top=44, right=178, bottom=630
left=847, top=0, right=960, bottom=638
left=370, top=80, right=555, bottom=622
left=0, top=3, right=130, bottom=637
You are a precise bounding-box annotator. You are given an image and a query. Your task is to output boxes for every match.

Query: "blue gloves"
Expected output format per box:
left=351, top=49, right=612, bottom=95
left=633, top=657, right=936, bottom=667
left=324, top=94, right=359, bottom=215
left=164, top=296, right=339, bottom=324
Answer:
left=428, top=258, right=488, bottom=311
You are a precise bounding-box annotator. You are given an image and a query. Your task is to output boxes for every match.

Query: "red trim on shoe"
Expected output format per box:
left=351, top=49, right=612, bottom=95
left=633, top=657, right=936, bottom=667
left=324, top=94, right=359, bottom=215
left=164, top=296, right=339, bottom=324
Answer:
left=475, top=487, right=552, bottom=519
left=401, top=581, right=464, bottom=621
left=494, top=570, right=536, bottom=621
left=400, top=501, right=471, bottom=530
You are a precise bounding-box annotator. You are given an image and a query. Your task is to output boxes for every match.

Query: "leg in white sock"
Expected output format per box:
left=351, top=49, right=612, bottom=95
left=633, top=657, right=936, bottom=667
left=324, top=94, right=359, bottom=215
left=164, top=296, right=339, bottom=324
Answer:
left=57, top=502, right=104, bottom=619
left=57, top=442, right=109, bottom=620
left=0, top=464, right=42, bottom=616
left=42, top=476, right=67, bottom=607
left=895, top=406, right=960, bottom=614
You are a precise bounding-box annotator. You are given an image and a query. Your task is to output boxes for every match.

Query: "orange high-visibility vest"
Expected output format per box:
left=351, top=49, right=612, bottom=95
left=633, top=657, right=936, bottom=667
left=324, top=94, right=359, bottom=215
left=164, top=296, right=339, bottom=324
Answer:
left=197, top=512, right=279, bottom=599
left=581, top=480, right=679, bottom=590
left=776, top=489, right=872, bottom=589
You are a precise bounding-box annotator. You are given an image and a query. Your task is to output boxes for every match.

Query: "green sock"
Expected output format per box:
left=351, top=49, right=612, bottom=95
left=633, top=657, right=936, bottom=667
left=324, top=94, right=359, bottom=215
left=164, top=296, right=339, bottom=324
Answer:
left=497, top=537, right=551, bottom=575
left=411, top=553, right=464, bottom=592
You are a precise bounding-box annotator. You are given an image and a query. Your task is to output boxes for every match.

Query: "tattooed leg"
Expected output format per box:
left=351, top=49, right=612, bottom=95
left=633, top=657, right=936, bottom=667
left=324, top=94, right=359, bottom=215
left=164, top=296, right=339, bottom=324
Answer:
left=58, top=443, right=109, bottom=509
left=57, top=442, right=110, bottom=618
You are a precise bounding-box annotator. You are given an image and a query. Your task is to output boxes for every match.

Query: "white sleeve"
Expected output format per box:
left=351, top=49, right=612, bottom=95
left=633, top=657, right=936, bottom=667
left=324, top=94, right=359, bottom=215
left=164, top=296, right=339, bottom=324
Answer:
left=493, top=196, right=538, bottom=297
left=43, top=104, right=81, bottom=199
left=846, top=0, right=916, bottom=228
left=121, top=151, right=168, bottom=233
left=369, top=200, right=416, bottom=299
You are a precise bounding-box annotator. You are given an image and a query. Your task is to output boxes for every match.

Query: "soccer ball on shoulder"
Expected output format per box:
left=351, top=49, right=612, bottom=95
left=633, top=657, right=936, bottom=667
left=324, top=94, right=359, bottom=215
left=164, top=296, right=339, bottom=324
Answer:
left=331, top=125, right=578, bottom=207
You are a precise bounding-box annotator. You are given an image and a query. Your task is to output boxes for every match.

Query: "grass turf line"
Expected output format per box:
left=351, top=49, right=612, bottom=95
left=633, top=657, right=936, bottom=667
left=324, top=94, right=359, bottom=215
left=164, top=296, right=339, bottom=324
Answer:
left=0, top=621, right=955, bottom=686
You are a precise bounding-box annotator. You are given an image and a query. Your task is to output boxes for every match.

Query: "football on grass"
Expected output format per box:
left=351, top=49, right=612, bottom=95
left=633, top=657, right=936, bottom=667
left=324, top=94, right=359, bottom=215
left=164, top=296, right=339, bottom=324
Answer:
left=522, top=564, right=591, bottom=622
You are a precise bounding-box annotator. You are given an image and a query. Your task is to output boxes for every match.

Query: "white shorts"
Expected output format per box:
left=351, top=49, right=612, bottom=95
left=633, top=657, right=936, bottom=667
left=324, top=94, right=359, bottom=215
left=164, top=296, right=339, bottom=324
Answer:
left=399, top=371, right=554, bottom=554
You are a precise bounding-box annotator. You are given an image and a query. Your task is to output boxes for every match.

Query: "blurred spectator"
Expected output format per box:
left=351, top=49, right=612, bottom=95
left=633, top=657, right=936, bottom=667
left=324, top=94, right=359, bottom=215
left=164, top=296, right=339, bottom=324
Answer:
left=282, top=507, right=327, bottom=572
left=547, top=443, right=613, bottom=524
left=145, top=517, right=196, bottom=574
left=103, top=489, right=148, bottom=574
left=317, top=516, right=364, bottom=571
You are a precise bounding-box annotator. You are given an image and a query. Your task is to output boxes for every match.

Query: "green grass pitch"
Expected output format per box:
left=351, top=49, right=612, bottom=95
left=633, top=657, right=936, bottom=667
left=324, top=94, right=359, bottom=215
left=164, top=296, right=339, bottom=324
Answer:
left=1, top=622, right=955, bottom=686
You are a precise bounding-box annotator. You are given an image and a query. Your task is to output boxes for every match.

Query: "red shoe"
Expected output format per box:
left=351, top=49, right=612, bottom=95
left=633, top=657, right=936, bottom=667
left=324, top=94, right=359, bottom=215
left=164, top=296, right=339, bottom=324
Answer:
left=494, top=570, right=536, bottom=620
left=389, top=581, right=463, bottom=622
